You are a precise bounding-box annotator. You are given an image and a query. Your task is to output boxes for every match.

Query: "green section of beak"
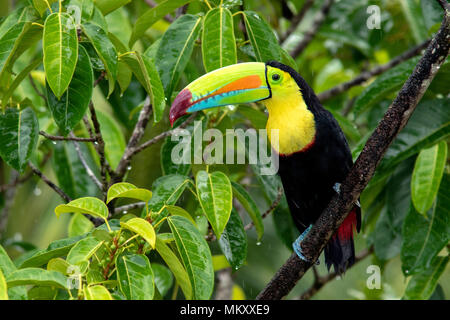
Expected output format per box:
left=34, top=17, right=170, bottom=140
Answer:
left=169, top=62, right=269, bottom=125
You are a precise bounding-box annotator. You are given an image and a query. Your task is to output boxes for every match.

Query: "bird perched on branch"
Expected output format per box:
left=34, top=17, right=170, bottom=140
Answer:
left=169, top=61, right=361, bottom=274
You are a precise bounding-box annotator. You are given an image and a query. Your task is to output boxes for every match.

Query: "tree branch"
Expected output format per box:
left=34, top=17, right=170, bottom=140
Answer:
left=279, top=0, right=314, bottom=44
left=114, top=201, right=146, bottom=215
left=39, top=131, right=96, bottom=142
left=256, top=9, right=450, bottom=300
left=244, top=187, right=283, bottom=231
left=28, top=162, right=72, bottom=203
left=317, top=39, right=431, bottom=102
left=290, top=0, right=334, bottom=58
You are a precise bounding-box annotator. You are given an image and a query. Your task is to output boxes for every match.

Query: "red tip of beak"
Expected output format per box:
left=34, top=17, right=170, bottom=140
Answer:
left=169, top=89, right=192, bottom=127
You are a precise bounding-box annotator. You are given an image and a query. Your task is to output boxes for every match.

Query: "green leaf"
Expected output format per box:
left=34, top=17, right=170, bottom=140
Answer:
left=107, top=182, right=152, bottom=204
left=120, top=218, right=156, bottom=249
left=218, top=208, right=247, bottom=270
left=93, top=0, right=131, bottom=15
left=82, top=22, right=118, bottom=97
left=202, top=7, right=236, bottom=72
left=399, top=0, right=427, bottom=44
left=52, top=141, right=98, bottom=199
left=148, top=174, right=190, bottom=220
left=84, top=285, right=113, bottom=300
left=96, top=110, right=126, bottom=170
left=47, top=45, right=93, bottom=135
left=168, top=216, right=214, bottom=300
left=196, top=170, right=232, bottom=238
left=212, top=254, right=231, bottom=271
left=2, top=58, right=42, bottom=108
left=411, top=141, right=447, bottom=215
left=7, top=268, right=68, bottom=289
left=354, top=57, right=420, bottom=115
left=242, top=11, right=282, bottom=62
left=32, top=0, right=57, bottom=16
left=47, top=258, right=70, bottom=275
left=19, top=235, right=84, bottom=268
left=160, top=136, right=191, bottom=176
left=231, top=181, right=263, bottom=241
left=404, top=256, right=449, bottom=300
left=116, top=253, right=154, bottom=300
left=129, top=0, right=192, bottom=46
left=43, top=12, right=79, bottom=99
left=155, top=14, right=202, bottom=100
left=165, top=205, right=196, bottom=226
left=152, top=263, right=173, bottom=297
left=66, top=236, right=103, bottom=265
left=0, top=107, right=39, bottom=172
left=0, top=22, right=42, bottom=83
left=68, top=0, right=94, bottom=22
left=401, top=174, right=450, bottom=275
left=155, top=237, right=192, bottom=299
left=373, top=98, right=450, bottom=184
left=55, top=197, right=109, bottom=221
left=120, top=52, right=165, bottom=123
left=68, top=213, right=94, bottom=237
left=0, top=245, right=27, bottom=300
left=0, top=268, right=7, bottom=300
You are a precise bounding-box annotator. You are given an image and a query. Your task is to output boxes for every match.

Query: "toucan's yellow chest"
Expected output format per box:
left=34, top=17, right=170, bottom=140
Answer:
left=264, top=91, right=316, bottom=155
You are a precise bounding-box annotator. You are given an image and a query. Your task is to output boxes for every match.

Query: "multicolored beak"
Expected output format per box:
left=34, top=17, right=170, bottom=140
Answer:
left=169, top=62, right=270, bottom=126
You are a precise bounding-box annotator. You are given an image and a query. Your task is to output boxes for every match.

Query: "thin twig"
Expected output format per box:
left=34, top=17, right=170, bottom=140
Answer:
left=28, top=162, right=72, bottom=203
left=39, top=131, right=96, bottom=142
left=256, top=8, right=450, bottom=300
left=244, top=187, right=283, bottom=231
left=114, top=202, right=146, bottom=214
left=290, top=0, right=334, bottom=58
left=69, top=133, right=103, bottom=191
left=299, top=247, right=373, bottom=300
left=280, top=0, right=314, bottom=44
left=28, top=74, right=47, bottom=101
left=317, top=39, right=431, bottom=102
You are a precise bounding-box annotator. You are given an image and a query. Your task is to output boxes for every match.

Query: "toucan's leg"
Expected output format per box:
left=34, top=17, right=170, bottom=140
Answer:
left=333, top=182, right=360, bottom=207
left=293, top=224, right=317, bottom=263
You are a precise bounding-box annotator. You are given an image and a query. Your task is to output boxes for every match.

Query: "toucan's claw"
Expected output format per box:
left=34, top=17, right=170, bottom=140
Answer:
left=292, top=224, right=319, bottom=265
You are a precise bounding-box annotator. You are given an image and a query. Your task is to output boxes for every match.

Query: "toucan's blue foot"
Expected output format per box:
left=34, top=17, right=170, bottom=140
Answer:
left=293, top=225, right=319, bottom=264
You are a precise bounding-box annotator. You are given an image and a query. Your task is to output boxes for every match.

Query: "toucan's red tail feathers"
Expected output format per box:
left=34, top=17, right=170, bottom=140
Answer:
left=324, top=207, right=360, bottom=274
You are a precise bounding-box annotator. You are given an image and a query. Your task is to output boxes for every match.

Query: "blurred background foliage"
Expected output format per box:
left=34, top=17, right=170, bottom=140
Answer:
left=0, top=0, right=448, bottom=300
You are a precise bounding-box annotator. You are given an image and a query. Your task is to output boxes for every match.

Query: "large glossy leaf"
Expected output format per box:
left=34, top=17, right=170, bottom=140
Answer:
left=82, top=22, right=118, bottom=96
left=373, top=98, right=450, bottom=184
left=232, top=182, right=265, bottom=240
left=353, top=57, right=420, bottom=115
left=0, top=268, right=7, bottom=300
left=152, top=263, right=173, bottom=297
left=107, top=182, right=152, bottom=204
left=0, top=107, right=38, bottom=172
left=411, top=141, right=447, bottom=215
left=55, top=197, right=109, bottom=221
left=6, top=268, right=68, bottom=289
left=120, top=52, right=166, bottom=123
left=32, top=0, right=57, bottom=16
left=0, top=21, right=42, bottom=83
left=96, top=110, right=126, bottom=170
left=202, top=7, right=236, bottom=72
left=84, top=285, right=113, bottom=300
left=93, top=0, right=131, bottom=15
left=403, top=256, right=449, bottom=300
left=120, top=218, right=156, bottom=249
left=0, top=245, right=27, bottom=300
left=19, top=235, right=84, bottom=268
left=116, top=253, right=154, bottom=300
left=52, top=141, right=98, bottom=199
left=66, top=236, right=103, bottom=265
left=196, top=170, right=232, bottom=238
left=401, top=175, right=450, bottom=275
left=160, top=136, right=191, bottom=176
left=148, top=174, right=190, bottom=222
left=242, top=11, right=281, bottom=62
left=168, top=216, right=214, bottom=300
left=218, top=208, right=247, bottom=270
left=47, top=45, right=93, bottom=135
left=155, top=237, right=192, bottom=299
left=129, top=0, right=192, bottom=46
left=43, top=12, right=79, bottom=99
left=155, top=14, right=202, bottom=100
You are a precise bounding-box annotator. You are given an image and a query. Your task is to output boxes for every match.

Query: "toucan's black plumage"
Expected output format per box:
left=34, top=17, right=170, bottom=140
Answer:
left=267, top=61, right=361, bottom=273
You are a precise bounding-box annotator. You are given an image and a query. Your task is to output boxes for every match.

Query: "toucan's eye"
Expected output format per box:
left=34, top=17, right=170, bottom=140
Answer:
left=272, top=73, right=280, bottom=81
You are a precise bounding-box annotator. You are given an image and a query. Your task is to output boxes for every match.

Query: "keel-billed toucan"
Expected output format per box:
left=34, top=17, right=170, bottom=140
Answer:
left=169, top=61, right=361, bottom=273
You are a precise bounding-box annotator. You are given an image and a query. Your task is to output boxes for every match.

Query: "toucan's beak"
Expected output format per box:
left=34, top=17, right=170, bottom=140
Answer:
left=169, top=62, right=270, bottom=126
